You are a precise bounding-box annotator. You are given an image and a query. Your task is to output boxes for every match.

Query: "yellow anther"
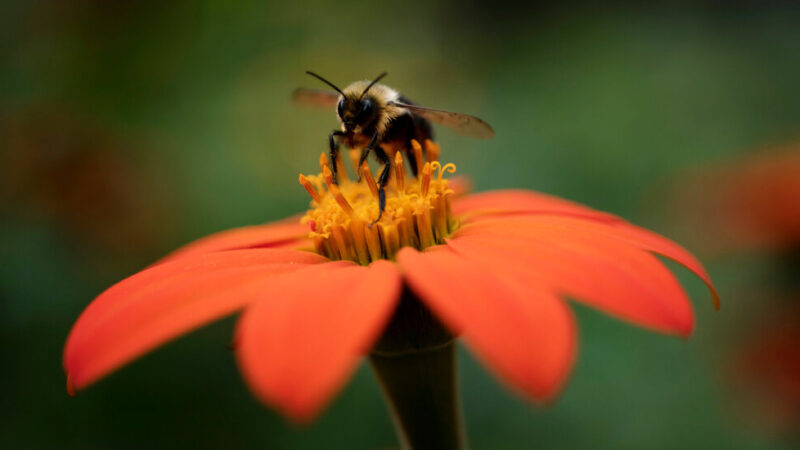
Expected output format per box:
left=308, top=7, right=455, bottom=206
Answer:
left=396, top=217, right=412, bottom=249
left=298, top=174, right=322, bottom=203
left=432, top=194, right=448, bottom=239
left=329, top=184, right=353, bottom=215
left=322, top=162, right=335, bottom=186
left=401, top=208, right=420, bottom=248
left=349, top=218, right=370, bottom=265
left=394, top=152, right=406, bottom=192
left=411, top=140, right=424, bottom=176
left=331, top=225, right=352, bottom=261
left=420, top=162, right=432, bottom=198
left=323, top=235, right=339, bottom=260
left=365, top=224, right=383, bottom=261
left=378, top=223, right=401, bottom=260
left=301, top=149, right=458, bottom=264
left=360, top=162, right=379, bottom=199
left=445, top=195, right=455, bottom=233
left=319, top=153, right=330, bottom=174
left=321, top=165, right=353, bottom=215
left=424, top=139, right=440, bottom=162
left=415, top=207, right=435, bottom=249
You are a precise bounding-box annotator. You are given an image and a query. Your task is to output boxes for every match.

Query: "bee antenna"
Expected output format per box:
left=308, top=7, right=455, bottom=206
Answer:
left=305, top=71, right=344, bottom=96
left=360, top=72, right=388, bottom=99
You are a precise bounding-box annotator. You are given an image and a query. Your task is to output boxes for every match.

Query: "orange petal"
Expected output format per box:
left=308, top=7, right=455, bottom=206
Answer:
left=452, top=189, right=619, bottom=223
left=450, top=217, right=696, bottom=335
left=447, top=175, right=473, bottom=197
left=602, top=221, right=720, bottom=310
left=64, top=249, right=327, bottom=390
left=397, top=247, right=576, bottom=402
left=459, top=215, right=719, bottom=310
left=235, top=260, right=401, bottom=422
left=161, top=216, right=310, bottom=262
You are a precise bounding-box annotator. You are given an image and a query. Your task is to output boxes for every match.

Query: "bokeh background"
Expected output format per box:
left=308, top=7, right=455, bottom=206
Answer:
left=2, top=1, right=800, bottom=449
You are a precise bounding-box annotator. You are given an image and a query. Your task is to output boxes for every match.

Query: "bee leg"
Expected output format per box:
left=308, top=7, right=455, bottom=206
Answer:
left=357, top=132, right=379, bottom=182
left=405, top=146, right=419, bottom=178
left=370, top=146, right=391, bottom=228
left=328, top=130, right=345, bottom=184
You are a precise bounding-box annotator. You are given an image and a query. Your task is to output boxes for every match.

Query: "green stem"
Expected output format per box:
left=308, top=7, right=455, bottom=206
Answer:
left=370, top=288, right=466, bottom=450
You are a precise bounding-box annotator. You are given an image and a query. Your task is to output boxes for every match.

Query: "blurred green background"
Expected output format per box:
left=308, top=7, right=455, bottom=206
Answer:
left=2, top=1, right=800, bottom=449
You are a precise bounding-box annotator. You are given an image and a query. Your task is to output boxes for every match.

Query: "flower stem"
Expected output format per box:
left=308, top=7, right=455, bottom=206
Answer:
left=370, top=287, right=465, bottom=450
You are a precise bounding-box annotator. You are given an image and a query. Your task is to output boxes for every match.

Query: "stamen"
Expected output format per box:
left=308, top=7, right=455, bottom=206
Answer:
left=420, top=162, right=432, bottom=198
left=378, top=223, right=401, bottom=259
left=424, top=139, right=440, bottom=162
left=360, top=162, right=379, bottom=199
left=298, top=174, right=322, bottom=203
left=321, top=164, right=334, bottom=187
left=349, top=218, right=370, bottom=265
left=416, top=207, right=435, bottom=249
left=432, top=194, right=448, bottom=238
left=396, top=217, right=412, bottom=249
left=330, top=184, right=353, bottom=215
left=319, top=153, right=330, bottom=175
left=365, top=224, right=382, bottom=260
left=335, top=151, right=348, bottom=182
left=323, top=236, right=339, bottom=260
left=394, top=152, right=406, bottom=192
left=301, top=144, right=458, bottom=264
left=331, top=225, right=352, bottom=261
left=313, top=235, right=326, bottom=255
left=400, top=208, right=420, bottom=248
left=322, top=165, right=353, bottom=215
left=411, top=140, right=424, bottom=176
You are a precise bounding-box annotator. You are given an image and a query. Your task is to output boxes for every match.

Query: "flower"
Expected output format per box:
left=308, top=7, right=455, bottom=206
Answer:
left=668, top=146, right=800, bottom=433
left=672, top=147, right=800, bottom=253
left=64, top=139, right=718, bottom=422
left=729, top=300, right=800, bottom=432
left=1, top=107, right=170, bottom=253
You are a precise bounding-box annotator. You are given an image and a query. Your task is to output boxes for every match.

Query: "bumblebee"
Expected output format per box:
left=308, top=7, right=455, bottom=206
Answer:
left=294, top=71, right=494, bottom=222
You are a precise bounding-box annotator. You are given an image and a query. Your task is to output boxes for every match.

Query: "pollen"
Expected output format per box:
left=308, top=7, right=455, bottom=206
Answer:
left=300, top=140, right=458, bottom=264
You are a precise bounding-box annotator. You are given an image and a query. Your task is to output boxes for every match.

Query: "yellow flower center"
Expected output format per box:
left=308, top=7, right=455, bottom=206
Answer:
left=299, top=139, right=459, bottom=264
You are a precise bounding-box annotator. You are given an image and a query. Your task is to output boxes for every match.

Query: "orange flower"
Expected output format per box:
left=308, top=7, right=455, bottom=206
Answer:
left=729, top=302, right=800, bottom=432
left=673, top=148, right=800, bottom=252
left=64, top=142, right=718, bottom=422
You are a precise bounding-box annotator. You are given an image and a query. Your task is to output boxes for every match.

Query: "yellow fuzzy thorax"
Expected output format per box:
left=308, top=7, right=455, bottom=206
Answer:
left=299, top=140, right=458, bottom=264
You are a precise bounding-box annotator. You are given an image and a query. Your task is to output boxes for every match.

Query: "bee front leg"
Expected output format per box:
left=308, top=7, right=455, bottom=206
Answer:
left=328, top=130, right=345, bottom=184
left=370, top=145, right=391, bottom=227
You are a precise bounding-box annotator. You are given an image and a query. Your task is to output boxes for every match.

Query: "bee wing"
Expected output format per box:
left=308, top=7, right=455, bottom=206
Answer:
left=292, top=88, right=340, bottom=108
left=390, top=102, right=495, bottom=139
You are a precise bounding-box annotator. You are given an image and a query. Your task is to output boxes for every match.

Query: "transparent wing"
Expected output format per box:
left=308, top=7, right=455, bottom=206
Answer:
left=292, top=88, right=340, bottom=108
left=390, top=102, right=494, bottom=139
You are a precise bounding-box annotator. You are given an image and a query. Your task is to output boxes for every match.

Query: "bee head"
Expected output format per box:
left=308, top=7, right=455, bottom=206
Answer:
left=304, top=71, right=388, bottom=134
left=337, top=96, right=377, bottom=132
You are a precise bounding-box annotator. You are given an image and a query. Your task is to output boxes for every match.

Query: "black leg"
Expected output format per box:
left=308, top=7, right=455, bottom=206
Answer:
left=328, top=130, right=345, bottom=184
left=405, top=142, right=419, bottom=177
left=370, top=146, right=391, bottom=227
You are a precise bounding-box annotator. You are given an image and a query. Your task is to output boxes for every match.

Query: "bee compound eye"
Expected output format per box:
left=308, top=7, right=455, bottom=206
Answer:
left=337, top=99, right=344, bottom=117
left=361, top=99, right=373, bottom=115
